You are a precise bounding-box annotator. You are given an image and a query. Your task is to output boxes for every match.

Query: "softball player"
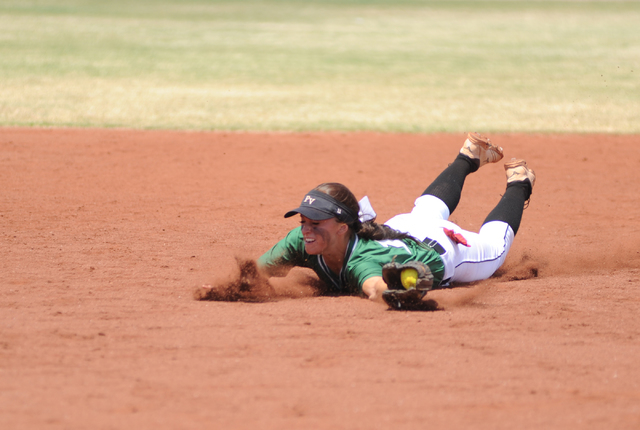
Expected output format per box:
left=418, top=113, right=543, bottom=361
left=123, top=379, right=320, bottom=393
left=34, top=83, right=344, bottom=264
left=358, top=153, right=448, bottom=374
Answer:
left=258, top=133, right=535, bottom=302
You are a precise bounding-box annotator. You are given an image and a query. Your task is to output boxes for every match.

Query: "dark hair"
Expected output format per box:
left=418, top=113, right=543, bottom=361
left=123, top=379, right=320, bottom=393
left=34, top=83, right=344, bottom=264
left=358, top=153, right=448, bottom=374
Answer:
left=313, top=183, right=419, bottom=243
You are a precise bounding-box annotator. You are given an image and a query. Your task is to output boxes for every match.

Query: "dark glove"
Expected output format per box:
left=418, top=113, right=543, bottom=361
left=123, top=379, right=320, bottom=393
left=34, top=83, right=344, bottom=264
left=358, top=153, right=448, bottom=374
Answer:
left=381, top=260, right=435, bottom=311
left=381, top=260, right=434, bottom=292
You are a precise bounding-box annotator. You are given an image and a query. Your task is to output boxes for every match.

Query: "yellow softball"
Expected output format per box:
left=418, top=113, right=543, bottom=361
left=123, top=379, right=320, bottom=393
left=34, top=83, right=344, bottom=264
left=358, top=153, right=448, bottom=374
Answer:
left=400, top=268, right=419, bottom=289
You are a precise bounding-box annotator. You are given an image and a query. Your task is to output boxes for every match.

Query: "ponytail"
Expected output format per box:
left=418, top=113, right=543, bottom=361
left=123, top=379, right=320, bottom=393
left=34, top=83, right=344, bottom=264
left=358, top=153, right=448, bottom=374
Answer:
left=314, top=183, right=420, bottom=244
left=354, top=219, right=420, bottom=243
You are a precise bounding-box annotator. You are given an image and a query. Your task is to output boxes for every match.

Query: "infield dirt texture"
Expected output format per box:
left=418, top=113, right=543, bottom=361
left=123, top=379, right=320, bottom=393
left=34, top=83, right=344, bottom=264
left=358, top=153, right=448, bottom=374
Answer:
left=1, top=128, right=639, bottom=429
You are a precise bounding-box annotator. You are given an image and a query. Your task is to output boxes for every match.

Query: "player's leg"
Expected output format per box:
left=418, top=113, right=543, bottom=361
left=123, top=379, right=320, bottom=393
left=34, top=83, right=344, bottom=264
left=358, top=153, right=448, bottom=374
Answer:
left=449, top=159, right=536, bottom=283
left=482, top=159, right=535, bottom=235
left=421, top=132, right=504, bottom=217
left=385, top=133, right=503, bottom=242
left=446, top=222, right=513, bottom=283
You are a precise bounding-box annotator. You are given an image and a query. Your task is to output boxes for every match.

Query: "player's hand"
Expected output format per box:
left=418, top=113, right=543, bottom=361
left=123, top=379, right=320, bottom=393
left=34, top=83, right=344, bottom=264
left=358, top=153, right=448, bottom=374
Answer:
left=362, top=276, right=388, bottom=302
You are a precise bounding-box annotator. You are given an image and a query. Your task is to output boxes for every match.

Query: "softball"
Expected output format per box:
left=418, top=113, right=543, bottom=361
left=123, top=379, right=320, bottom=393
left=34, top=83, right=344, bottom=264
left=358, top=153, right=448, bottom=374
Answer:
left=400, top=268, right=418, bottom=289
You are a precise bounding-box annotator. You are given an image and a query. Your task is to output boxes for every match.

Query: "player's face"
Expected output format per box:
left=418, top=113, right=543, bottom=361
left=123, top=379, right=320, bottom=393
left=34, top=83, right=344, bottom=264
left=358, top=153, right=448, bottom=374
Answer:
left=299, top=215, right=345, bottom=255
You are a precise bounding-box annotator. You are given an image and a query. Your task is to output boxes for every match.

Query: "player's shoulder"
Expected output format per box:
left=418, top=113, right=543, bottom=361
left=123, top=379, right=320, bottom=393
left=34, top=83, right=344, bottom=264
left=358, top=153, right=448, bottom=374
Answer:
left=286, top=226, right=303, bottom=238
left=272, top=227, right=306, bottom=253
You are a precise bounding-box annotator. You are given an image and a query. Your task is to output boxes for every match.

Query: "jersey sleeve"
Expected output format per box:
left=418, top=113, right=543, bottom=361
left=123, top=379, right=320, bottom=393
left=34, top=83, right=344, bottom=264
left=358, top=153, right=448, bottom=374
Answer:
left=348, top=260, right=385, bottom=289
left=342, top=239, right=406, bottom=293
left=257, top=228, right=307, bottom=273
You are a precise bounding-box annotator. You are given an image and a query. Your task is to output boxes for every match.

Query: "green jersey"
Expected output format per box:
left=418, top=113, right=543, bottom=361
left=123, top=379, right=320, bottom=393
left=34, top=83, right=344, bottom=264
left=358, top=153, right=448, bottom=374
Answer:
left=257, top=228, right=445, bottom=295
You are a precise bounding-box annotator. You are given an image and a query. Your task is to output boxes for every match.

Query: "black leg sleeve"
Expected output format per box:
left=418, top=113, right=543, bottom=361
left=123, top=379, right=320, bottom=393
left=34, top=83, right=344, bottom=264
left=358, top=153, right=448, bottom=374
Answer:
left=422, top=154, right=478, bottom=215
left=482, top=181, right=532, bottom=235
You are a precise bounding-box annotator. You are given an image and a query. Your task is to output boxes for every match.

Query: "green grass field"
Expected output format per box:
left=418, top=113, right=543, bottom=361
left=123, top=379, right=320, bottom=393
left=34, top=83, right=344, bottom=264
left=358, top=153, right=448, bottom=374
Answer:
left=1, top=0, right=638, bottom=132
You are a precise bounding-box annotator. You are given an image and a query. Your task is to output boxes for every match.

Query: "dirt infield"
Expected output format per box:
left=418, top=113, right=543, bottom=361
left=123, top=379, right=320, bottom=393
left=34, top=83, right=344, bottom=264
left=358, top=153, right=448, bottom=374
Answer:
left=1, top=128, right=639, bottom=429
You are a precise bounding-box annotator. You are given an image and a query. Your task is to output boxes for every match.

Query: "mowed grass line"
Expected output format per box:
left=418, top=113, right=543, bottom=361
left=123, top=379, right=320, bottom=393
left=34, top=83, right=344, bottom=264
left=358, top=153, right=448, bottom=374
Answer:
left=0, top=0, right=638, bottom=132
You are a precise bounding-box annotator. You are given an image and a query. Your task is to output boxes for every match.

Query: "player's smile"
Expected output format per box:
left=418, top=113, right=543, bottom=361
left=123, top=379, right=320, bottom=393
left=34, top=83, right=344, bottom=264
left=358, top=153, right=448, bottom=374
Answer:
left=299, top=215, right=344, bottom=255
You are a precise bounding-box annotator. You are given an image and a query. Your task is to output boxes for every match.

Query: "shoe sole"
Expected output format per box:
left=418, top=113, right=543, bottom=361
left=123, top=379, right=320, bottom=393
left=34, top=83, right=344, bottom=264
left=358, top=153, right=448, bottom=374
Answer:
left=466, top=132, right=504, bottom=162
left=504, top=158, right=527, bottom=168
left=467, top=131, right=492, bottom=148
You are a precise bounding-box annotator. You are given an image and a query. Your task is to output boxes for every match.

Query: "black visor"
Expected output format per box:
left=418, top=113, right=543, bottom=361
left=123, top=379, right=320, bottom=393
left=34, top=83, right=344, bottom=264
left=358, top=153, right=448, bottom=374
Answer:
left=284, top=190, right=357, bottom=223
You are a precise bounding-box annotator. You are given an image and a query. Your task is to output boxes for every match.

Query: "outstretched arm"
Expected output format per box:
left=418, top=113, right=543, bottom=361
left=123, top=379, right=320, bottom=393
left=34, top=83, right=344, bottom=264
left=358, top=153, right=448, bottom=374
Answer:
left=257, top=228, right=307, bottom=278
left=258, top=263, right=293, bottom=278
